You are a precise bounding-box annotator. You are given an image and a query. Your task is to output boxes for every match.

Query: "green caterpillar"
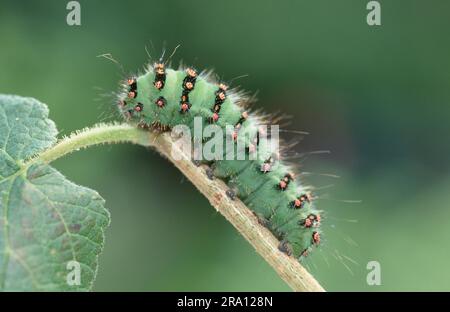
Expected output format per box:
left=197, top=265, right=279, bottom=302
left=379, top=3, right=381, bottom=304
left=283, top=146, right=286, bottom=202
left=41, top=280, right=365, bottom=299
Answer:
left=117, top=61, right=322, bottom=259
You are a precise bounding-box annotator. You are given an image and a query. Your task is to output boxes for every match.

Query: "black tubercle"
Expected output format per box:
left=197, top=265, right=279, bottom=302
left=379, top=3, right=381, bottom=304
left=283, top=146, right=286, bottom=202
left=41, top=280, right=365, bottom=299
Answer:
left=260, top=156, right=275, bottom=173
left=153, top=63, right=166, bottom=90
left=128, top=90, right=137, bottom=99
left=278, top=173, right=295, bottom=190
left=180, top=101, right=191, bottom=113
left=134, top=102, right=143, bottom=112
left=291, top=193, right=311, bottom=209
left=232, top=111, right=249, bottom=140
left=127, top=78, right=137, bottom=92
left=182, top=68, right=197, bottom=91
left=210, top=84, right=228, bottom=123
left=155, top=96, right=166, bottom=108
left=179, top=68, right=197, bottom=113
left=235, top=111, right=248, bottom=127
left=298, top=214, right=316, bottom=228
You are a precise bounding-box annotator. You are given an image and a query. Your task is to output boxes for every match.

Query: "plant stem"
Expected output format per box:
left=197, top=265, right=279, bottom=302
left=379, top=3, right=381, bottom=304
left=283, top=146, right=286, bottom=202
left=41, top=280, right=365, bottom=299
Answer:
left=33, top=123, right=325, bottom=292
left=35, top=123, right=154, bottom=164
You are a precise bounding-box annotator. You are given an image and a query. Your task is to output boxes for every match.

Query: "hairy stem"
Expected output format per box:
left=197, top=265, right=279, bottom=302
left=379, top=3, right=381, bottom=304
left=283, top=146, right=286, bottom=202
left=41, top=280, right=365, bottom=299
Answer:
left=35, top=123, right=154, bottom=164
left=33, top=123, right=325, bottom=292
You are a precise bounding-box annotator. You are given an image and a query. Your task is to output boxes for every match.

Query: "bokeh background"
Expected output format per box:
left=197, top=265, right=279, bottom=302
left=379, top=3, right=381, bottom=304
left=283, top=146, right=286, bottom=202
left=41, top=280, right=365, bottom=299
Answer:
left=1, top=0, right=449, bottom=291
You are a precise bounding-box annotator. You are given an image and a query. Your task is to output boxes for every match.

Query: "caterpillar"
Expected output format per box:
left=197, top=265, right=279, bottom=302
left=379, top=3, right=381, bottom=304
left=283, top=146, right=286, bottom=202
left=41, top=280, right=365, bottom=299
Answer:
left=117, top=60, right=322, bottom=260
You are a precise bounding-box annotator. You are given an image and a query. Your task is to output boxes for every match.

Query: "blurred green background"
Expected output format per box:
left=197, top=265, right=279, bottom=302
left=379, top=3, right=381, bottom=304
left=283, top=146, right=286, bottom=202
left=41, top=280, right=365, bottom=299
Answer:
left=1, top=0, right=449, bottom=291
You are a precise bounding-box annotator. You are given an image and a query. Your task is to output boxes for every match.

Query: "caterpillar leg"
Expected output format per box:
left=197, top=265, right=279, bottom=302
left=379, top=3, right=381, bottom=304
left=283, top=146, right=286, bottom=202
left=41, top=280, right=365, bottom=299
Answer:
left=226, top=189, right=237, bottom=200
left=205, top=167, right=215, bottom=180
left=252, top=211, right=270, bottom=227
left=278, top=240, right=293, bottom=256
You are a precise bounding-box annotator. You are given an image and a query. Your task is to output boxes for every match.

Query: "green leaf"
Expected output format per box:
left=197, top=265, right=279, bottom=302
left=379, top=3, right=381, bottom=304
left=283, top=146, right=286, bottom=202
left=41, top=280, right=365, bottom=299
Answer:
left=0, top=95, right=110, bottom=291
